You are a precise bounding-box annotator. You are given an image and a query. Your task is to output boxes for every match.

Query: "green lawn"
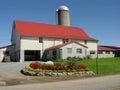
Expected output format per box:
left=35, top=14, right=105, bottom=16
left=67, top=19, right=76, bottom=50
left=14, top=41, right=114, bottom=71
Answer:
left=80, top=58, right=120, bottom=75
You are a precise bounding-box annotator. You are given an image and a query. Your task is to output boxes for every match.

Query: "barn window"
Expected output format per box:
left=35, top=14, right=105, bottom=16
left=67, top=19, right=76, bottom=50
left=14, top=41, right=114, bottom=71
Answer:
left=84, top=40, right=87, bottom=44
left=112, top=51, right=115, bottom=54
left=106, top=51, right=110, bottom=54
left=24, top=50, right=40, bottom=61
left=39, top=37, right=43, bottom=43
left=98, top=51, right=103, bottom=54
left=63, top=39, right=69, bottom=43
left=67, top=48, right=72, bottom=54
left=90, top=51, right=95, bottom=54
left=76, top=48, right=82, bottom=53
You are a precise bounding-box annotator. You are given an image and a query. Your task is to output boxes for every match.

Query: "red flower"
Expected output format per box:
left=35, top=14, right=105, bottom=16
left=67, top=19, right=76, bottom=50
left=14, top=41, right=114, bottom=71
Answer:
left=76, top=64, right=87, bottom=69
left=29, top=63, right=41, bottom=69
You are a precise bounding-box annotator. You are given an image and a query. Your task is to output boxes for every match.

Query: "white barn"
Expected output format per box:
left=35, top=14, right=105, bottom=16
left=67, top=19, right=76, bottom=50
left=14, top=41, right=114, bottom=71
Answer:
left=0, top=20, right=98, bottom=62
left=0, top=6, right=99, bottom=62
left=13, top=20, right=98, bottom=62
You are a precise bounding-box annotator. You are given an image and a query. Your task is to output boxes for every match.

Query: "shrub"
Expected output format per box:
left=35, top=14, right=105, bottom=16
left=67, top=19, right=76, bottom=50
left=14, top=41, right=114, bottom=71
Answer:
left=86, top=55, right=92, bottom=60
left=66, top=58, right=79, bottom=67
left=54, top=62, right=63, bottom=66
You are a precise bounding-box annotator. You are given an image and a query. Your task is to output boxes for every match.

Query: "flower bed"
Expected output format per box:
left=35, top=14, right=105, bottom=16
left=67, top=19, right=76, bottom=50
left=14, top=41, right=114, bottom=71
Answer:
left=21, top=62, right=95, bottom=76
left=29, top=62, right=86, bottom=70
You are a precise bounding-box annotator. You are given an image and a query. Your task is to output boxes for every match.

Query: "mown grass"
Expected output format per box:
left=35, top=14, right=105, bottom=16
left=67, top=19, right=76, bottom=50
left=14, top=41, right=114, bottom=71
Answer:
left=80, top=57, right=120, bottom=75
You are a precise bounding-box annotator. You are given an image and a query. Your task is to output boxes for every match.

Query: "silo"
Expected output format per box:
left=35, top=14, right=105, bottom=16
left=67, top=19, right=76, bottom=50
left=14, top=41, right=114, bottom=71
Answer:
left=56, top=5, right=70, bottom=26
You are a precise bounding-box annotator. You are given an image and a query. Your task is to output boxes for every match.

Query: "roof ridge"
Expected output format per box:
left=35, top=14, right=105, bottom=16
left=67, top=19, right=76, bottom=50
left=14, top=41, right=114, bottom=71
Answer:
left=45, top=41, right=87, bottom=50
left=14, top=20, right=81, bottom=29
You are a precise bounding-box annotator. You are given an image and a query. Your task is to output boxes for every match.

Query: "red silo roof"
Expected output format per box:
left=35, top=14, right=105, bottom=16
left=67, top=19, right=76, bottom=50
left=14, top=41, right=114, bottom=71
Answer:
left=14, top=20, right=97, bottom=41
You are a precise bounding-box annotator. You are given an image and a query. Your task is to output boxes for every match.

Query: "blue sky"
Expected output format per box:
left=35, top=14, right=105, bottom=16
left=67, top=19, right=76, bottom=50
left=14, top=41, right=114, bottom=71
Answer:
left=0, top=0, right=120, bottom=47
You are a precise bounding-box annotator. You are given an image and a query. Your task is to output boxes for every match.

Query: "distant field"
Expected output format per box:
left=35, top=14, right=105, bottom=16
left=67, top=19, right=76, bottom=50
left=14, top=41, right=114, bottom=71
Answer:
left=80, top=58, right=120, bottom=75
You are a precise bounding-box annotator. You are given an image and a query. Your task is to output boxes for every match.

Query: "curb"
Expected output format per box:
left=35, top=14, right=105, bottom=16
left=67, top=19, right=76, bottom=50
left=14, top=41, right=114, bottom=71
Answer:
left=0, top=81, right=6, bottom=86
left=105, top=87, right=120, bottom=90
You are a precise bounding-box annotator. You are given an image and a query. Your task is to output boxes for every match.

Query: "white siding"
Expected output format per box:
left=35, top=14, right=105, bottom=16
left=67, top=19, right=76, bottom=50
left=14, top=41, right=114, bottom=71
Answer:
left=21, top=37, right=63, bottom=50
left=98, top=51, right=115, bottom=58
left=87, top=41, right=98, bottom=50
left=0, top=48, right=6, bottom=62
left=86, top=41, right=98, bottom=58
left=20, top=37, right=42, bottom=62
left=43, top=38, right=63, bottom=49
left=21, top=37, right=63, bottom=51
left=78, top=40, right=85, bottom=44
left=20, top=37, right=63, bottom=62
left=61, top=43, right=86, bottom=59
left=12, top=29, right=20, bottom=61
left=12, top=33, right=99, bottom=62
left=0, top=46, right=15, bottom=62
left=21, top=37, right=42, bottom=50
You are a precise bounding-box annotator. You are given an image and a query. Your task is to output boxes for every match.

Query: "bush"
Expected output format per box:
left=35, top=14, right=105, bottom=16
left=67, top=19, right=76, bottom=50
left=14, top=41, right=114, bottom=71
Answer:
left=54, top=62, right=63, bottom=66
left=86, top=55, right=92, bottom=60
left=66, top=57, right=80, bottom=67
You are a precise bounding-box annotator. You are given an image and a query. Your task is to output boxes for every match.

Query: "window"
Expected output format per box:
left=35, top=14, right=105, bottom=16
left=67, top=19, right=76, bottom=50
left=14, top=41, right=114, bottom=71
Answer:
left=98, top=51, right=103, bottom=54
left=84, top=40, right=87, bottom=44
left=90, top=51, right=95, bottom=54
left=39, top=37, right=43, bottom=43
left=60, top=49, right=62, bottom=54
left=63, top=39, right=69, bottom=43
left=53, top=50, right=56, bottom=55
left=112, top=51, right=115, bottom=54
left=106, top=51, right=110, bottom=54
left=76, top=48, right=82, bottom=53
left=60, top=49, right=62, bottom=58
left=4, top=51, right=9, bottom=55
left=24, top=50, right=40, bottom=61
left=67, top=48, right=72, bottom=54
left=46, top=51, right=49, bottom=55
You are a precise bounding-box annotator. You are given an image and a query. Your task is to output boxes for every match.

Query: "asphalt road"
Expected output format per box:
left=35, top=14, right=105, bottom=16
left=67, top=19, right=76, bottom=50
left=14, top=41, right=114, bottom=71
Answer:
left=1, top=74, right=120, bottom=90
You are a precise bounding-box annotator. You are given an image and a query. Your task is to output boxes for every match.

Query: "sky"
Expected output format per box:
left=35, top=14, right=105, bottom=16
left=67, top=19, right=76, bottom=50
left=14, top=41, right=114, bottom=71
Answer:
left=0, top=0, right=120, bottom=47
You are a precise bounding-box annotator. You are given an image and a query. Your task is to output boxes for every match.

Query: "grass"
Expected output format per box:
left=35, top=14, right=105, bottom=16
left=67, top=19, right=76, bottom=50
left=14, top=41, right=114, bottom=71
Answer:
left=79, top=57, right=120, bottom=75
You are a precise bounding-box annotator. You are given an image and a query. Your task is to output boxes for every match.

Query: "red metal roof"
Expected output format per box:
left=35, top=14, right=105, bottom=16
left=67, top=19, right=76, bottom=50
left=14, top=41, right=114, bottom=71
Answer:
left=14, top=20, right=97, bottom=41
left=98, top=45, right=120, bottom=51
left=45, top=41, right=88, bottom=50
left=104, top=46, right=120, bottom=50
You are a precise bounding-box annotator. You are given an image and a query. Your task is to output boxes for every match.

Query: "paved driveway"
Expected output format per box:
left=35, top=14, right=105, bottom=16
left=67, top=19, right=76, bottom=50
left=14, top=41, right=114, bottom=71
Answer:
left=0, top=62, right=30, bottom=73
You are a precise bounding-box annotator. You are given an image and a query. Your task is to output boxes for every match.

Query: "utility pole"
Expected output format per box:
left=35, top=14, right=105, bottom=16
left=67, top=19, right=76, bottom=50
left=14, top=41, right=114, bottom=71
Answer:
left=96, top=50, right=99, bottom=75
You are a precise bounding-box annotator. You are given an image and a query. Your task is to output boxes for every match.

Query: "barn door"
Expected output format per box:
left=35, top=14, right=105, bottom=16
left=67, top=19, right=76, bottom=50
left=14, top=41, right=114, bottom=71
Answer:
left=24, top=50, right=40, bottom=61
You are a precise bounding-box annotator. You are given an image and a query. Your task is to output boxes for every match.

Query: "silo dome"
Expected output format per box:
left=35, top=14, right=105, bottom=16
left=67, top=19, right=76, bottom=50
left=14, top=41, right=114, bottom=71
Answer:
left=58, top=5, right=69, bottom=11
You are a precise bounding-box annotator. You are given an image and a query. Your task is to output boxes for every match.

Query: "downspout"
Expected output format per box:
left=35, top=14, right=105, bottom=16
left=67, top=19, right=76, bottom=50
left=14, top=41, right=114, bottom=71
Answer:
left=85, top=48, right=87, bottom=58
left=41, top=41, right=44, bottom=60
